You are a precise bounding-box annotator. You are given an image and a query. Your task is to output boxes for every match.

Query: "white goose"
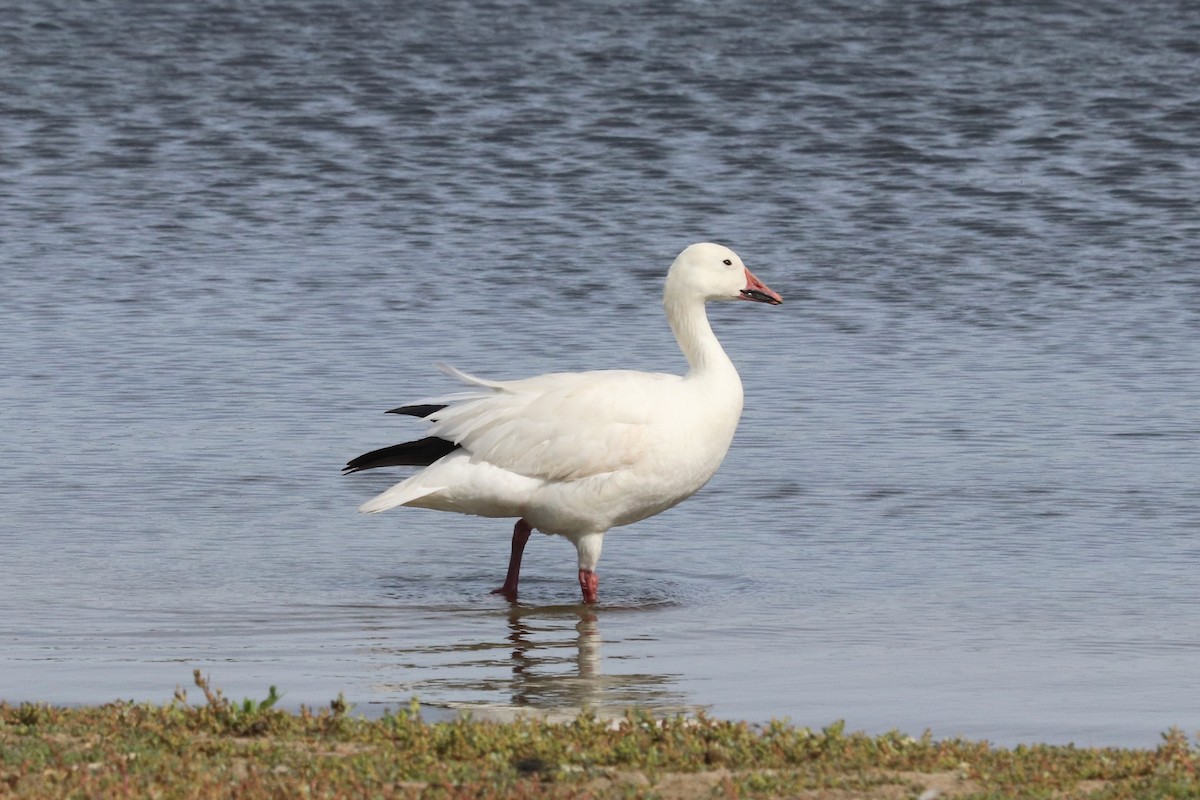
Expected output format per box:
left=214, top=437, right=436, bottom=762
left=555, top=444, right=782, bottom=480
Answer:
left=344, top=243, right=782, bottom=604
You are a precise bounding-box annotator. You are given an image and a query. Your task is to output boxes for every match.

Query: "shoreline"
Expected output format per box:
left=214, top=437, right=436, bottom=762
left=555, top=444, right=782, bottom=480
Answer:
left=2, top=673, right=1197, bottom=799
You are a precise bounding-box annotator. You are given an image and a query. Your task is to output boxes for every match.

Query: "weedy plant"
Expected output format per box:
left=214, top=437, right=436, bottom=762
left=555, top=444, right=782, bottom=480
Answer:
left=171, top=669, right=287, bottom=735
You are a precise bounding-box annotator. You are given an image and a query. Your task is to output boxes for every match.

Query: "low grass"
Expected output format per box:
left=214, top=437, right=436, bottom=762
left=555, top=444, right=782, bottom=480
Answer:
left=1, top=671, right=1197, bottom=798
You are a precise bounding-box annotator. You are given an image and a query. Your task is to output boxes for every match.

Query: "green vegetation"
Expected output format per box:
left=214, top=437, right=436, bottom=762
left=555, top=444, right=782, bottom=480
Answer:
left=1, top=671, right=1197, bottom=798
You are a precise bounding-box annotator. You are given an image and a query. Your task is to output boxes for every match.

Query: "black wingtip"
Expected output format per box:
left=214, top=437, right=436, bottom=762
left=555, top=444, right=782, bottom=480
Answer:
left=343, top=436, right=460, bottom=473
left=386, top=403, right=447, bottom=418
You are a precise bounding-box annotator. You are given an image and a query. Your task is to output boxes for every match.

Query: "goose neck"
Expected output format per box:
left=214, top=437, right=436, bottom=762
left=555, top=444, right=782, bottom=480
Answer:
left=665, top=295, right=736, bottom=379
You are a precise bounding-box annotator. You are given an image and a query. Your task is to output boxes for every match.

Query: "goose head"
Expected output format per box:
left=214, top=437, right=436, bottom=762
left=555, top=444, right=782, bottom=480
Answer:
left=664, top=242, right=783, bottom=306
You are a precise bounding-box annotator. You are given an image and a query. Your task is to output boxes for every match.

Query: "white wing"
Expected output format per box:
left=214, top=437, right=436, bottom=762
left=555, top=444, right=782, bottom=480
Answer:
left=422, top=364, right=682, bottom=483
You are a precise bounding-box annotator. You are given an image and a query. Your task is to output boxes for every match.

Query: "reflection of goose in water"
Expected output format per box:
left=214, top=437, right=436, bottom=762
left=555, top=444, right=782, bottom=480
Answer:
left=494, top=606, right=689, bottom=717
left=374, top=605, right=697, bottom=721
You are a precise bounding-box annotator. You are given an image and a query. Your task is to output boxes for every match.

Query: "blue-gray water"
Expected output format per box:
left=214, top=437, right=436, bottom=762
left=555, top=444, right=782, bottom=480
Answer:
left=3, top=0, right=1198, bottom=747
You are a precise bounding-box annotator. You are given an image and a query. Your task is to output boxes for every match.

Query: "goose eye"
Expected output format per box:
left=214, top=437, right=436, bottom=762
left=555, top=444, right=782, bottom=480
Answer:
left=722, top=259, right=732, bottom=266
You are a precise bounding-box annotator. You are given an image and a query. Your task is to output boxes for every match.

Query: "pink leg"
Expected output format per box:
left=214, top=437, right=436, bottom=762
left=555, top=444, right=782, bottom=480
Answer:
left=578, top=568, right=599, bottom=605
left=491, top=519, right=533, bottom=600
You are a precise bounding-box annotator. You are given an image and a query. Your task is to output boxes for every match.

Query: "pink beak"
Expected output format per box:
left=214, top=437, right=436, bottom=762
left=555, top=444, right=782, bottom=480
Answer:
left=739, top=268, right=783, bottom=305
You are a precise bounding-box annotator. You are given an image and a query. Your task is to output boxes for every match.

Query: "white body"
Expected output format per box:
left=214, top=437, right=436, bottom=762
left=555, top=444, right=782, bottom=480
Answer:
left=358, top=243, right=778, bottom=574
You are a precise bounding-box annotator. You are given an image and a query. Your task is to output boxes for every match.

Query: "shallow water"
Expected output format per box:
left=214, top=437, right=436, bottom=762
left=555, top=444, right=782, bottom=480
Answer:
left=2, top=0, right=1199, bottom=746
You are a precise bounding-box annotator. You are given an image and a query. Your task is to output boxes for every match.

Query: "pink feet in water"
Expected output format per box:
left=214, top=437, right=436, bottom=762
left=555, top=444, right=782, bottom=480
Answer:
left=490, top=518, right=600, bottom=605
left=490, top=518, right=532, bottom=601
left=578, top=568, right=598, bottom=605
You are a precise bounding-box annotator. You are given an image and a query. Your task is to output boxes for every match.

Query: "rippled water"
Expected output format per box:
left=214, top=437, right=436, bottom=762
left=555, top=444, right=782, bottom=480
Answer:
left=2, top=0, right=1198, bottom=746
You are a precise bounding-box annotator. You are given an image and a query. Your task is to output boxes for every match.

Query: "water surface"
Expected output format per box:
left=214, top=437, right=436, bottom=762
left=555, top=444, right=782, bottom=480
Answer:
left=2, top=0, right=1199, bottom=746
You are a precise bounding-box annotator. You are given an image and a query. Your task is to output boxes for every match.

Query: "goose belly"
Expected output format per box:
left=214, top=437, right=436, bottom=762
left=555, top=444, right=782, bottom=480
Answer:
left=525, top=427, right=735, bottom=535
